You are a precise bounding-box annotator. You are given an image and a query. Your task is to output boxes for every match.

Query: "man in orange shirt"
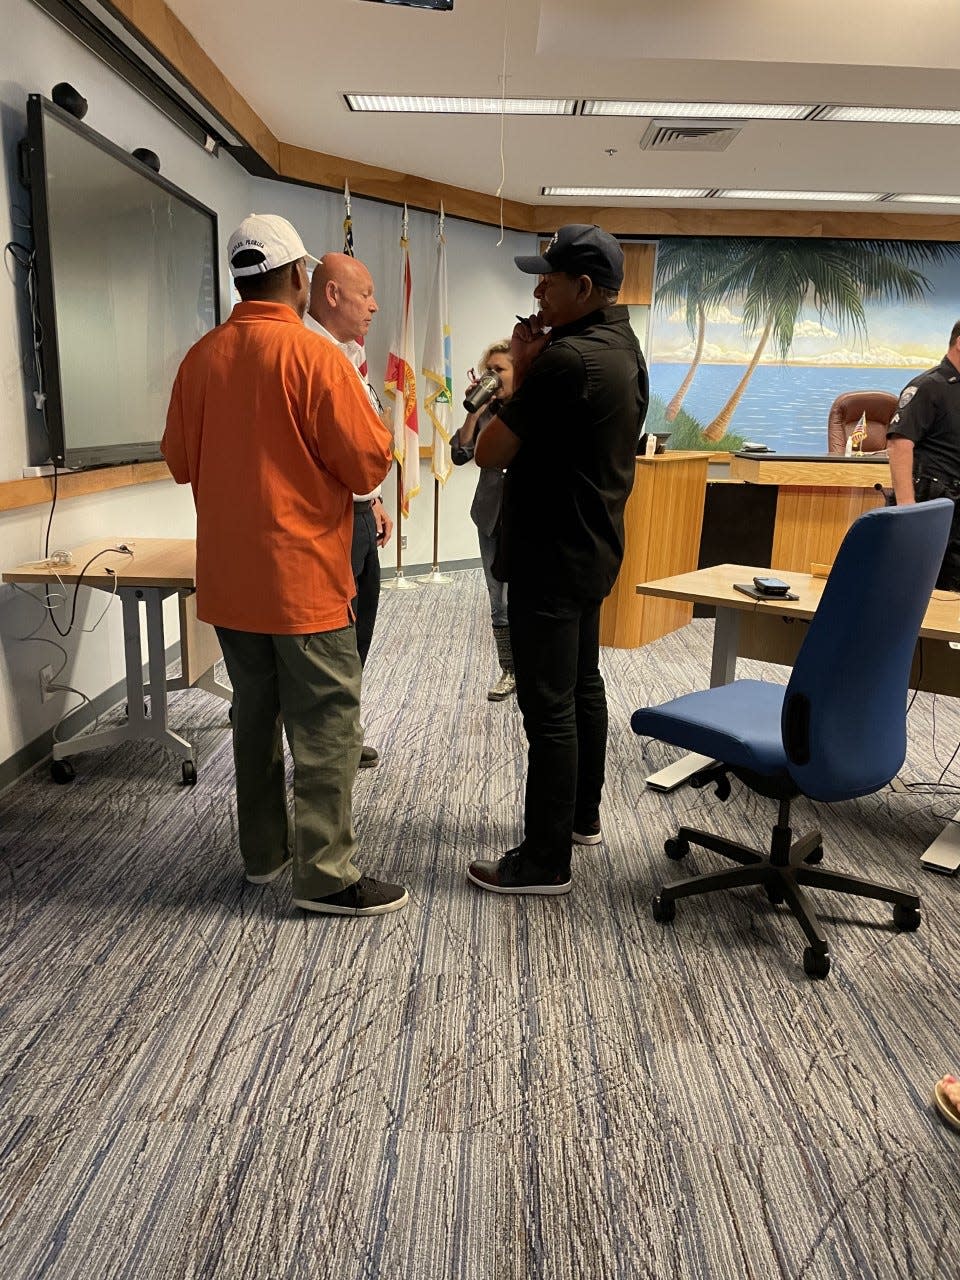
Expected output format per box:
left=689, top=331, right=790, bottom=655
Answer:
left=163, top=213, right=405, bottom=916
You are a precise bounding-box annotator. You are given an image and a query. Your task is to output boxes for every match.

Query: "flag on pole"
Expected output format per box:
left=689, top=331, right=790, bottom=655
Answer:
left=384, top=205, right=420, bottom=515
left=850, top=410, right=868, bottom=453
left=342, top=180, right=369, bottom=379
left=422, top=204, right=453, bottom=485
left=342, top=179, right=355, bottom=257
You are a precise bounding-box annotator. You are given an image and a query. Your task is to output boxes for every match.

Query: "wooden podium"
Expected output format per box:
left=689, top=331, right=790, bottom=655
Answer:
left=730, top=454, right=889, bottom=571
left=600, top=451, right=710, bottom=649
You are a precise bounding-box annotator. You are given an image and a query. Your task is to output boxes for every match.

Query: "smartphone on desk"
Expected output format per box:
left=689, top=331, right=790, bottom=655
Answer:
left=752, top=576, right=791, bottom=596
left=733, top=579, right=799, bottom=602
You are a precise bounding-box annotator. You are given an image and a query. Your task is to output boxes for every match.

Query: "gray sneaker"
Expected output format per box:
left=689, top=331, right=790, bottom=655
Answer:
left=487, top=671, right=516, bottom=701
left=294, top=876, right=408, bottom=916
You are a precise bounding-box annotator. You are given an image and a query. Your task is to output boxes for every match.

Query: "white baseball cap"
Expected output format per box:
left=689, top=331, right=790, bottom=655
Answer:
left=227, top=213, right=320, bottom=278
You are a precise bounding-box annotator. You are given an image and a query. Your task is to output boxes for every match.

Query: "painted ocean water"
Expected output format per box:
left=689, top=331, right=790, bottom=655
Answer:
left=650, top=361, right=917, bottom=453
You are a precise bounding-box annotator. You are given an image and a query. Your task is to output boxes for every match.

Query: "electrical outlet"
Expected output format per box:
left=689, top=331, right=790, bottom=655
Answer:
left=39, top=664, right=54, bottom=701
left=400, top=535, right=407, bottom=550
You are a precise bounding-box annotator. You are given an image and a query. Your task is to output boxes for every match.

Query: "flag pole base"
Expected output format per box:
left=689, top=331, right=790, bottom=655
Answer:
left=417, top=567, right=454, bottom=585
left=381, top=570, right=420, bottom=592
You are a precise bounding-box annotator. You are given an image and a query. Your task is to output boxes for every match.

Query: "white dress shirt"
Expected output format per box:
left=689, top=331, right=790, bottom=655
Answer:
left=305, top=313, right=383, bottom=503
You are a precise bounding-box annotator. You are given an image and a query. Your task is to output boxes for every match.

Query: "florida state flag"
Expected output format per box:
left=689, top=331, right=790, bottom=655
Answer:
left=384, top=205, right=420, bottom=515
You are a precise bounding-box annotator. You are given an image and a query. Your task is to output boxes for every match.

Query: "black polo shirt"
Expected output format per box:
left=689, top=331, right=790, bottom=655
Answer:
left=887, top=356, right=960, bottom=481
left=496, top=304, right=648, bottom=601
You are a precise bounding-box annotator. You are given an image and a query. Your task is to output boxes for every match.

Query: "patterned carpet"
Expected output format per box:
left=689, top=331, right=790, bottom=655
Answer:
left=1, top=568, right=959, bottom=1279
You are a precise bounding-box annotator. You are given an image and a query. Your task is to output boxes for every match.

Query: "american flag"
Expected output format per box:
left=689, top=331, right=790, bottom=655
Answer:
left=342, top=180, right=368, bottom=379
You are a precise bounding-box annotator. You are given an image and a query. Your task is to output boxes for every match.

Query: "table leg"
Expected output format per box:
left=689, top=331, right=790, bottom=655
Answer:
left=52, top=587, right=192, bottom=765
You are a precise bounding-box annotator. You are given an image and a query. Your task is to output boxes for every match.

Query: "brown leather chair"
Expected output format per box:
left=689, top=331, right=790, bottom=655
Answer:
left=827, top=390, right=898, bottom=454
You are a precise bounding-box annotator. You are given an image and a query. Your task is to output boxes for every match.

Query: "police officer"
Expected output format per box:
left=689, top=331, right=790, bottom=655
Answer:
left=887, top=319, right=960, bottom=590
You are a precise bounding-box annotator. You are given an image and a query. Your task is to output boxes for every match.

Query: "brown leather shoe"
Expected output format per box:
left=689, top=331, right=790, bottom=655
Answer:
left=467, top=849, right=571, bottom=896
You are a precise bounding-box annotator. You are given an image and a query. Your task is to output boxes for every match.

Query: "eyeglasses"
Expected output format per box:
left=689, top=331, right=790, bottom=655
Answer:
left=367, top=383, right=384, bottom=414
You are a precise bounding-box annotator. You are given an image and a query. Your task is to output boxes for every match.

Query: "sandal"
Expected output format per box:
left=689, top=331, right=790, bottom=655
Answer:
left=932, top=1076, right=960, bottom=1131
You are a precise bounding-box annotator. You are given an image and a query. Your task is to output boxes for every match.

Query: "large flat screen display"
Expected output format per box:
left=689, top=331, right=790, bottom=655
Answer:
left=24, top=94, right=219, bottom=469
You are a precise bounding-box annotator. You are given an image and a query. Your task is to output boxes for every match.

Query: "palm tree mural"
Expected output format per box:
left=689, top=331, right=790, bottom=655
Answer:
left=654, top=238, right=747, bottom=422
left=699, top=239, right=959, bottom=442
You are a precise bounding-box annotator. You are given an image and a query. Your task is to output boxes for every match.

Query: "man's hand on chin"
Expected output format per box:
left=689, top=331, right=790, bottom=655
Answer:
left=510, top=314, right=549, bottom=389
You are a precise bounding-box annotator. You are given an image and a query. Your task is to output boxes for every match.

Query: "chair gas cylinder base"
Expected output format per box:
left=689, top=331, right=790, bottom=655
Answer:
left=633, top=501, right=952, bottom=980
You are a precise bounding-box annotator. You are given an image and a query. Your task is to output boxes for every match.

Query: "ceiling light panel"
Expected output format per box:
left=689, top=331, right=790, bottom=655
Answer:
left=888, top=193, right=960, bottom=204
left=818, top=105, right=960, bottom=126
left=344, top=95, right=576, bottom=114
left=582, top=100, right=812, bottom=120
left=542, top=187, right=711, bottom=198
left=720, top=190, right=882, bottom=202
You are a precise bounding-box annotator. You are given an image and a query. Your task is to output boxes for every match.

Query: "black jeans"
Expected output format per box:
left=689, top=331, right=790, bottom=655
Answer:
left=913, top=474, right=960, bottom=591
left=351, top=503, right=381, bottom=666
left=508, top=592, right=607, bottom=875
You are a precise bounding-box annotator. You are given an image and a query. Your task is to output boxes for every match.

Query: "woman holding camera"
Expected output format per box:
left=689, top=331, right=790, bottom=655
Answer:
left=451, top=340, right=515, bottom=701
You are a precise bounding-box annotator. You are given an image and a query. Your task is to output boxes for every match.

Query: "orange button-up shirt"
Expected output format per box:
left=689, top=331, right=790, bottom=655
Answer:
left=162, top=301, right=392, bottom=634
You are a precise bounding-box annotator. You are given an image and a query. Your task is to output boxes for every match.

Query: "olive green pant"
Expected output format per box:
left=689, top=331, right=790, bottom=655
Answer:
left=215, top=625, right=363, bottom=899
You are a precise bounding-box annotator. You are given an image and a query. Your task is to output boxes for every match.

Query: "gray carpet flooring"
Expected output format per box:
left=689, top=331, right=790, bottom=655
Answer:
left=2, top=568, right=960, bottom=1279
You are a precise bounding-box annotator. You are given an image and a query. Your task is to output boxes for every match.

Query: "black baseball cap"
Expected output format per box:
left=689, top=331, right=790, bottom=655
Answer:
left=514, top=224, right=624, bottom=291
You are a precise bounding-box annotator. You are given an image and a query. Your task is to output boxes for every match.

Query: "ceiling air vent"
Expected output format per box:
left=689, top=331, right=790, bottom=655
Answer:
left=639, top=121, right=741, bottom=152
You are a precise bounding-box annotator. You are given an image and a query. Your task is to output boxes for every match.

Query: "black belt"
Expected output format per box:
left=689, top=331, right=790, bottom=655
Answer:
left=353, top=499, right=374, bottom=511
left=915, top=471, right=960, bottom=499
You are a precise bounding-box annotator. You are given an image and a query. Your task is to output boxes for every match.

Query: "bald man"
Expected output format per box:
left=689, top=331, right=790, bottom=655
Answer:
left=307, top=253, right=392, bottom=768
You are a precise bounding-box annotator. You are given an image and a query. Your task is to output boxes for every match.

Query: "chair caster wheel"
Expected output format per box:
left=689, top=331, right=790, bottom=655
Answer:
left=664, top=838, right=689, bottom=861
left=651, top=894, right=676, bottom=924
left=804, top=846, right=824, bottom=865
left=803, top=947, right=831, bottom=979
left=766, top=884, right=785, bottom=906
left=50, top=759, right=75, bottom=785
left=181, top=761, right=197, bottom=786
left=893, top=904, right=921, bottom=931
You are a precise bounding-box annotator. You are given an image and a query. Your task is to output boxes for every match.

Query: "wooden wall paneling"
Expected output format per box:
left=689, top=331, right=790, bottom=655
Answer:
left=600, top=454, right=709, bottom=648
left=281, top=144, right=536, bottom=232
left=731, top=457, right=891, bottom=487
left=619, top=243, right=656, bottom=305
left=0, top=462, right=173, bottom=514
left=770, top=486, right=884, bottom=571
left=536, top=206, right=960, bottom=243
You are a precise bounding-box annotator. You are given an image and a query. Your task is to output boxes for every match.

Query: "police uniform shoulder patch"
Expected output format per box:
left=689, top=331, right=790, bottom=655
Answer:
left=898, top=386, right=918, bottom=408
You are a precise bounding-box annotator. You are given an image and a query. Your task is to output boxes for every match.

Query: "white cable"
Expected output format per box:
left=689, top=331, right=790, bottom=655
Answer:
left=9, top=581, right=67, bottom=628
left=82, top=568, right=119, bottom=633
left=50, top=684, right=100, bottom=745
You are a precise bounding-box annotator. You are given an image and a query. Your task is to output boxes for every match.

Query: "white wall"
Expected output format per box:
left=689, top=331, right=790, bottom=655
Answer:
left=0, top=0, right=537, bottom=770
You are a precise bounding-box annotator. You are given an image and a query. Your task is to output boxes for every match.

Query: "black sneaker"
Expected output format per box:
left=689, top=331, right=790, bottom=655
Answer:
left=294, top=876, right=408, bottom=916
left=467, top=848, right=571, bottom=896
left=358, top=744, right=380, bottom=769
left=572, top=820, right=602, bottom=846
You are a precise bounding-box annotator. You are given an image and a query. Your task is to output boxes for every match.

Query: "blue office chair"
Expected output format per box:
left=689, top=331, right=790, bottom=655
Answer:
left=631, top=499, right=953, bottom=979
